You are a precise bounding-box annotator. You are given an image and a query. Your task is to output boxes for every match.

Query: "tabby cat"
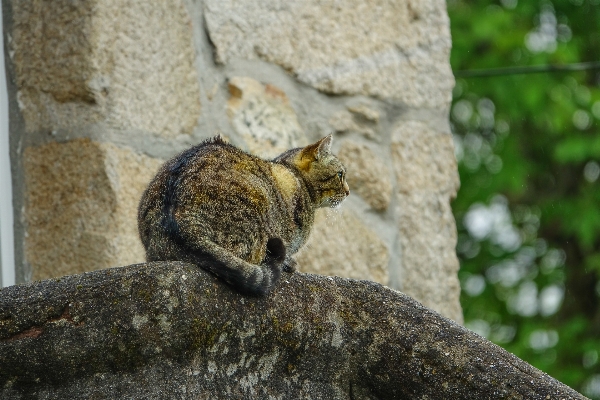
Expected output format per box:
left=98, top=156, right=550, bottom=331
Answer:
left=138, top=135, right=349, bottom=295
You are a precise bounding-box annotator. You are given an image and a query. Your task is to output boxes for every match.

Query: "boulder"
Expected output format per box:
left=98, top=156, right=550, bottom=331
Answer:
left=0, top=263, right=584, bottom=399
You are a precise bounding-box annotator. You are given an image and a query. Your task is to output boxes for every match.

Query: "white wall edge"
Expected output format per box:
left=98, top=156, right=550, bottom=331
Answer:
left=0, top=4, right=16, bottom=288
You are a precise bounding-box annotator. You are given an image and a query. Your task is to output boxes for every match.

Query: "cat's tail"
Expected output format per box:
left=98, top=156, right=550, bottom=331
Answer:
left=160, top=192, right=286, bottom=295
left=177, top=237, right=286, bottom=296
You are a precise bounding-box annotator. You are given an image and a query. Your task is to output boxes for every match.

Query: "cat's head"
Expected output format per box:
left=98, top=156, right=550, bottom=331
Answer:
left=281, top=135, right=350, bottom=208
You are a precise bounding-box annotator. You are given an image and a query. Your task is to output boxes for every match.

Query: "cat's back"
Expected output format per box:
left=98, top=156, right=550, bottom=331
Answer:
left=140, top=136, right=280, bottom=230
left=139, top=137, right=270, bottom=256
left=172, top=136, right=258, bottom=179
left=176, top=137, right=274, bottom=202
left=142, top=136, right=275, bottom=211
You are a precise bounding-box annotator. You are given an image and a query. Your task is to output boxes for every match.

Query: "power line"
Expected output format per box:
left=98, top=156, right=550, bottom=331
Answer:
left=454, top=61, right=600, bottom=78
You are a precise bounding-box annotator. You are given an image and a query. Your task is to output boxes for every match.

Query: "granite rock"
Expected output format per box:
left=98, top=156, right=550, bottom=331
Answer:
left=205, top=0, right=454, bottom=108
left=391, top=120, right=462, bottom=322
left=0, top=263, right=584, bottom=399
left=5, top=0, right=463, bottom=326
left=337, top=140, right=392, bottom=211
left=328, top=110, right=378, bottom=141
left=23, top=139, right=162, bottom=281
left=10, top=0, right=201, bottom=135
left=227, top=77, right=307, bottom=158
left=296, top=210, right=389, bottom=285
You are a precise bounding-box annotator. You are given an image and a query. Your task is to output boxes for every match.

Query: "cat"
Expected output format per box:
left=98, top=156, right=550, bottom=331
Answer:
left=138, top=134, right=349, bottom=295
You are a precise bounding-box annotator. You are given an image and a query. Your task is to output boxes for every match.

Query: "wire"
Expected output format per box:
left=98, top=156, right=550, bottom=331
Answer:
left=454, top=61, right=600, bottom=78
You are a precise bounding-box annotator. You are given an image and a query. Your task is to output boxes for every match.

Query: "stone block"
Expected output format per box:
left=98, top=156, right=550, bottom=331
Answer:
left=346, top=104, right=380, bottom=123
left=392, top=120, right=459, bottom=194
left=328, top=110, right=377, bottom=141
left=296, top=210, right=389, bottom=285
left=227, top=77, right=307, bottom=158
left=337, top=140, right=392, bottom=211
left=23, top=139, right=162, bottom=281
left=9, top=0, right=201, bottom=135
left=205, top=0, right=453, bottom=108
left=391, top=120, right=462, bottom=322
left=395, top=193, right=462, bottom=322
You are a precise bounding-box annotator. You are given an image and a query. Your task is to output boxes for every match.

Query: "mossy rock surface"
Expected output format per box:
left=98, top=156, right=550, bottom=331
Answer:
left=0, top=262, right=585, bottom=399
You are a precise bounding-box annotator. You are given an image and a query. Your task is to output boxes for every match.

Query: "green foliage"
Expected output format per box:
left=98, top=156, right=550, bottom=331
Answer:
left=448, top=0, right=600, bottom=397
left=554, top=135, right=600, bottom=163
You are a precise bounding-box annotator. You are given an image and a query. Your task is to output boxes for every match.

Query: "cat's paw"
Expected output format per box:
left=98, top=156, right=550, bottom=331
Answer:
left=283, top=256, right=297, bottom=273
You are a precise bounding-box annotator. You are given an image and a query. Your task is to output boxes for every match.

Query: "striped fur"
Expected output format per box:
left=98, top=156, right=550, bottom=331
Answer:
left=138, top=135, right=349, bottom=295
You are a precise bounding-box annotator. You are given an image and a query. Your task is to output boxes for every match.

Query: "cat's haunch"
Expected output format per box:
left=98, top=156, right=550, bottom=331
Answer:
left=138, top=135, right=349, bottom=295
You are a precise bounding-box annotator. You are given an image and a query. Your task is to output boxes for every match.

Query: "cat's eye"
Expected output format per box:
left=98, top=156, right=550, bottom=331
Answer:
left=337, top=171, right=344, bottom=181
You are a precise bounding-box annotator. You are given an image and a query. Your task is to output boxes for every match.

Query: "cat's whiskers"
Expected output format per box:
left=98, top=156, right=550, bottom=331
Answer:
left=317, top=198, right=329, bottom=208
left=323, top=206, right=345, bottom=229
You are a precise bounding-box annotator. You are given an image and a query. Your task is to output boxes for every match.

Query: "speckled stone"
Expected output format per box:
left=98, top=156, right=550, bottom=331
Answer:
left=391, top=119, right=462, bottom=322
left=10, top=0, right=200, bottom=135
left=205, top=0, right=454, bottom=109
left=0, top=263, right=585, bottom=399
left=5, top=0, right=464, bottom=326
left=226, top=76, right=307, bottom=158
left=296, top=209, right=389, bottom=285
left=336, top=140, right=392, bottom=211
left=23, top=139, right=162, bottom=281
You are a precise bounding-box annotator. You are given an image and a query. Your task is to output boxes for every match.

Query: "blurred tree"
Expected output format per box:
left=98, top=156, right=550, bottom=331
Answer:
left=448, top=0, right=600, bottom=397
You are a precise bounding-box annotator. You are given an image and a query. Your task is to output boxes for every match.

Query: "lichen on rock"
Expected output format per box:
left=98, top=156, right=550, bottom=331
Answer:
left=0, top=263, right=585, bottom=399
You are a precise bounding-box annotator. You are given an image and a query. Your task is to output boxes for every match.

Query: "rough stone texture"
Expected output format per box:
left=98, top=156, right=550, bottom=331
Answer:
left=347, top=104, right=380, bottom=123
left=226, top=76, right=307, bottom=158
left=337, top=140, right=392, bottom=211
left=296, top=210, right=389, bottom=285
left=23, top=139, right=162, bottom=281
left=205, top=0, right=454, bottom=109
left=9, top=0, right=201, bottom=135
left=329, top=109, right=378, bottom=141
left=392, top=120, right=461, bottom=321
left=0, top=263, right=585, bottom=399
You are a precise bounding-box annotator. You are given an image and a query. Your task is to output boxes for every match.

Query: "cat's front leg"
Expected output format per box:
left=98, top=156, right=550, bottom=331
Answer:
left=283, top=256, right=297, bottom=273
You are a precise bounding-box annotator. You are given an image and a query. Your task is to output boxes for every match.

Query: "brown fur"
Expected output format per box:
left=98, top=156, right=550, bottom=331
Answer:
left=138, top=135, right=349, bottom=295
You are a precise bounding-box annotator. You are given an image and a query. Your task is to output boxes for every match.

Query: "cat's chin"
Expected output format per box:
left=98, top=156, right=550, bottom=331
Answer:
left=327, top=197, right=347, bottom=209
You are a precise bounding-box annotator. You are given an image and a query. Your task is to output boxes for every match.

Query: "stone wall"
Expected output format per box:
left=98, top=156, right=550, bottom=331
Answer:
left=2, top=0, right=462, bottom=321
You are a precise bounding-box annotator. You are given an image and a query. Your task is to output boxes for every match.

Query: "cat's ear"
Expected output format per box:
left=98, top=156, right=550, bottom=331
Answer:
left=302, top=135, right=332, bottom=161
left=316, top=135, right=333, bottom=158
